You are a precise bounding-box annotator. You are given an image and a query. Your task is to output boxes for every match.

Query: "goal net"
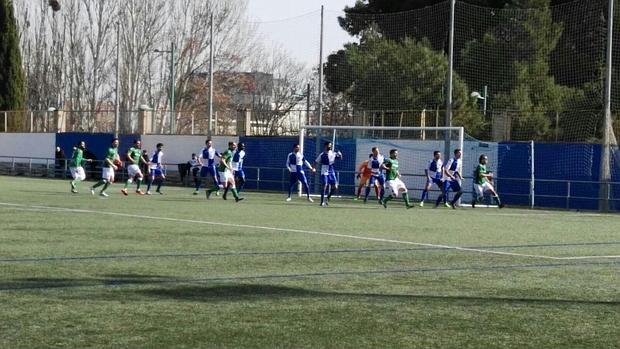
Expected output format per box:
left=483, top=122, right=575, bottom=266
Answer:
left=298, top=125, right=467, bottom=203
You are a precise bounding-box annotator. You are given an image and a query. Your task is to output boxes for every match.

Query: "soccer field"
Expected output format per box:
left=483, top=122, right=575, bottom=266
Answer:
left=0, top=176, right=618, bottom=349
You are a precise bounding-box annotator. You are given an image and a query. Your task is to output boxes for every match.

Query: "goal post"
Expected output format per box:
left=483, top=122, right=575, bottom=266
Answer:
left=298, top=125, right=465, bottom=200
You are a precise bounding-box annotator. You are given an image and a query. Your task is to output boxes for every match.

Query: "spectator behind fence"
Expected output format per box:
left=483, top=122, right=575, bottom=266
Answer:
left=189, top=153, right=200, bottom=188
left=55, top=147, right=66, bottom=178
left=140, top=149, right=150, bottom=184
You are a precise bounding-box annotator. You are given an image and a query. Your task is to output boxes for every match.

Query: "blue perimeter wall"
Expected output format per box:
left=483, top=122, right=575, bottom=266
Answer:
left=497, top=142, right=620, bottom=211
left=53, top=133, right=619, bottom=211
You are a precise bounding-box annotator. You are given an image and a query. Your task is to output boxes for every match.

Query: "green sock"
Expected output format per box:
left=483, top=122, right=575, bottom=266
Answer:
left=231, top=188, right=239, bottom=199
left=384, top=195, right=394, bottom=203
left=102, top=181, right=110, bottom=192
left=402, top=193, right=411, bottom=206
left=136, top=179, right=142, bottom=190
left=124, top=180, right=130, bottom=189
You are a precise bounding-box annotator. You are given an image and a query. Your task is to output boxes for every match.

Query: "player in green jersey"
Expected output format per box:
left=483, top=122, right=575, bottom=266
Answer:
left=121, top=139, right=148, bottom=196
left=208, top=142, right=244, bottom=202
left=68, top=141, right=92, bottom=193
left=90, top=138, right=119, bottom=197
left=382, top=149, right=414, bottom=209
left=472, top=154, right=504, bottom=208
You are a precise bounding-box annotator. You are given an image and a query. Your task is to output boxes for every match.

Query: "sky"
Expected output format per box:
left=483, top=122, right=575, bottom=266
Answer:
left=246, top=0, right=359, bottom=67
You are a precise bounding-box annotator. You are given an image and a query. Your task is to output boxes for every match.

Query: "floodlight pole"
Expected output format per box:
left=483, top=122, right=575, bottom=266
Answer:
left=114, top=22, right=120, bottom=137
left=170, top=42, right=175, bottom=135
left=600, top=0, right=614, bottom=212
left=444, top=0, right=456, bottom=159
left=208, top=12, right=215, bottom=137
left=318, top=5, right=324, bottom=127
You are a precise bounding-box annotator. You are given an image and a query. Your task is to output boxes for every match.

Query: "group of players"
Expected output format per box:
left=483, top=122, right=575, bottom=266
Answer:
left=68, top=138, right=165, bottom=197
left=67, top=137, right=504, bottom=209
left=352, top=147, right=504, bottom=208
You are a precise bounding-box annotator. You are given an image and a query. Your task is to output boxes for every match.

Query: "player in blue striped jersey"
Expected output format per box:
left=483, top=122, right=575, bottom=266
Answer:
left=314, top=141, right=342, bottom=206
left=232, top=143, right=246, bottom=193
left=146, top=143, right=165, bottom=195
left=420, top=151, right=445, bottom=207
left=436, top=148, right=463, bottom=208
left=286, top=144, right=315, bottom=202
left=363, top=147, right=385, bottom=203
left=195, top=139, right=221, bottom=195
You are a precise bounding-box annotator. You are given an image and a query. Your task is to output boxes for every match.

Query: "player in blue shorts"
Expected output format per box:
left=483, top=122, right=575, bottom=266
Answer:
left=195, top=139, right=220, bottom=196
left=146, top=143, right=165, bottom=195
left=363, top=147, right=385, bottom=203
left=314, top=141, right=342, bottom=206
left=286, top=144, right=315, bottom=202
left=420, top=151, right=445, bottom=207
left=436, top=149, right=463, bottom=209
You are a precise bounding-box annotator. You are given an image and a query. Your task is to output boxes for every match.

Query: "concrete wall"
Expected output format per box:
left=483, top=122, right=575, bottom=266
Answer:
left=0, top=133, right=56, bottom=160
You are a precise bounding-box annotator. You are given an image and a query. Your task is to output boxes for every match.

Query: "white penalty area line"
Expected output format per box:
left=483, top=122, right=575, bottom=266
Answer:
left=1, top=202, right=619, bottom=261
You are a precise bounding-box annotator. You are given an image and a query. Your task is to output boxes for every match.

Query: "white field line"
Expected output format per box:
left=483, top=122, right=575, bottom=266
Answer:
left=1, top=202, right=619, bottom=261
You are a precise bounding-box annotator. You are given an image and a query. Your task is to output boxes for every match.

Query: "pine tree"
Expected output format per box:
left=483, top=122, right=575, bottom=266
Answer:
left=0, top=0, right=26, bottom=131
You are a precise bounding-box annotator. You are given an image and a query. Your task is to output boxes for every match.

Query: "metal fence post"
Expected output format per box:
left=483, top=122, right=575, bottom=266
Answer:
left=3, top=111, right=7, bottom=132
left=256, top=167, right=260, bottom=191
left=30, top=111, right=34, bottom=132
left=566, top=181, right=571, bottom=209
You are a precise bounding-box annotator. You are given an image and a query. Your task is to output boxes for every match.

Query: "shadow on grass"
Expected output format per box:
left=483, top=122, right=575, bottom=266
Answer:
left=137, top=284, right=620, bottom=307
left=1, top=274, right=172, bottom=291
left=4, top=276, right=619, bottom=308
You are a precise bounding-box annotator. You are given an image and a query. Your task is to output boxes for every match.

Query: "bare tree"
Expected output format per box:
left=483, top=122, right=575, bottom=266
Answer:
left=250, top=45, right=312, bottom=135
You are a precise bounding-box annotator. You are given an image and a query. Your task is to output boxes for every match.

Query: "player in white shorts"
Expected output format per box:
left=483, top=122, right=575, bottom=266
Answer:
left=68, top=141, right=92, bottom=193
left=472, top=154, right=504, bottom=208
left=381, top=149, right=414, bottom=209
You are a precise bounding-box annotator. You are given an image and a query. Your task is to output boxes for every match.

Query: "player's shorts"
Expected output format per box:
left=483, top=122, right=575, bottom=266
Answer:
left=102, top=167, right=115, bottom=181
left=200, top=165, right=217, bottom=178
left=290, top=171, right=308, bottom=185
left=150, top=167, right=165, bottom=179
left=474, top=182, right=494, bottom=197
left=70, top=167, right=85, bottom=181
left=385, top=178, right=407, bottom=196
left=369, top=174, right=385, bottom=187
left=427, top=177, right=443, bottom=187
left=444, top=179, right=461, bottom=192
left=321, top=173, right=338, bottom=186
left=127, top=164, right=143, bottom=179
left=218, top=170, right=234, bottom=184
left=234, top=169, right=245, bottom=180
